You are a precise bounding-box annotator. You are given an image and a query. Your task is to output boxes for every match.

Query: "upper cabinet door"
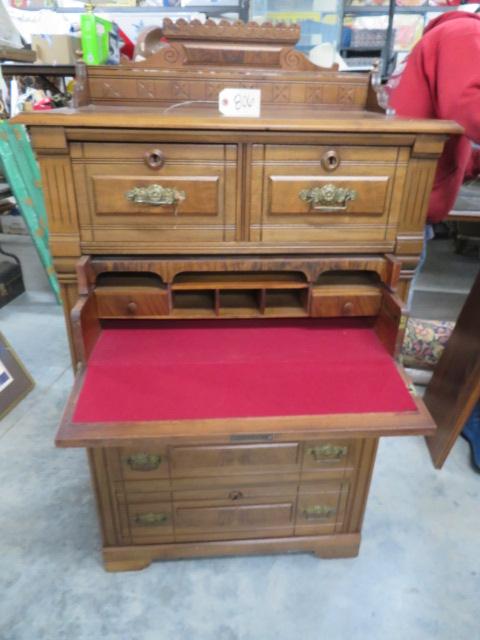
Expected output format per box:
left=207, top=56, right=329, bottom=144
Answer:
left=72, top=142, right=239, bottom=249
left=249, top=143, right=408, bottom=249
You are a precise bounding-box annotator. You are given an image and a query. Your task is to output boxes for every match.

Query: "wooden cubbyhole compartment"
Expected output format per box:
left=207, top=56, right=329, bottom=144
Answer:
left=171, top=290, right=216, bottom=317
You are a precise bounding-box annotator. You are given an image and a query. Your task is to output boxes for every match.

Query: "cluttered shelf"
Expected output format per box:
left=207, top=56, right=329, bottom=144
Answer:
left=1, top=64, right=75, bottom=77
left=344, top=4, right=460, bottom=15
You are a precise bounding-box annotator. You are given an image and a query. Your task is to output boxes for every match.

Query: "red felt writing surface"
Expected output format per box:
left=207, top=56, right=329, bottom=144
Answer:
left=72, top=319, right=416, bottom=424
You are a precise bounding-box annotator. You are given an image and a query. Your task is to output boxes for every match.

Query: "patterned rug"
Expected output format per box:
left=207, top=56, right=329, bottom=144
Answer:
left=402, top=318, right=454, bottom=370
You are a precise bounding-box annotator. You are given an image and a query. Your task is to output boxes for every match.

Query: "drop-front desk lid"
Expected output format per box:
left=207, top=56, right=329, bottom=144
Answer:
left=57, top=318, right=435, bottom=447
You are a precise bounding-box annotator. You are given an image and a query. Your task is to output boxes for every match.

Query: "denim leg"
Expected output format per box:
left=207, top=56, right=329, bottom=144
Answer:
left=407, top=224, right=434, bottom=312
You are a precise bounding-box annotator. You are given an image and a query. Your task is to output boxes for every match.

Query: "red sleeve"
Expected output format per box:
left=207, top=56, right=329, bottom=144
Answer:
left=435, top=29, right=480, bottom=143
left=464, top=147, right=480, bottom=179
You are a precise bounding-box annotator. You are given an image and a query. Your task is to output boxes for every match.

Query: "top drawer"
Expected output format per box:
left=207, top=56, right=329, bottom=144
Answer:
left=169, top=442, right=302, bottom=478
left=72, top=142, right=238, bottom=246
left=250, top=144, right=407, bottom=246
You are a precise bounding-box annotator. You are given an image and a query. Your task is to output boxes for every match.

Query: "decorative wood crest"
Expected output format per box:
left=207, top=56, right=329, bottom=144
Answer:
left=162, top=18, right=301, bottom=45
left=136, top=18, right=333, bottom=71
left=82, top=19, right=367, bottom=107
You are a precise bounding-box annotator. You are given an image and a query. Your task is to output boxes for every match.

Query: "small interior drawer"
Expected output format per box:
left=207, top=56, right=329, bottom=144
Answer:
left=94, top=287, right=170, bottom=318
left=310, top=285, right=382, bottom=317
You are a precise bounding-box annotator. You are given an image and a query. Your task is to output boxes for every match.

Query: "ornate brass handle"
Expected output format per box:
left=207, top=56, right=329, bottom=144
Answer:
left=307, top=444, right=348, bottom=461
left=126, top=184, right=186, bottom=206
left=299, top=184, right=357, bottom=211
left=303, top=505, right=336, bottom=520
left=126, top=453, right=162, bottom=471
left=134, top=512, right=169, bottom=527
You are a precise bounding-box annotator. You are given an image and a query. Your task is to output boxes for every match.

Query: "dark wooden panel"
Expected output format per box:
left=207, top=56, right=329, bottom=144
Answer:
left=424, top=271, right=480, bottom=468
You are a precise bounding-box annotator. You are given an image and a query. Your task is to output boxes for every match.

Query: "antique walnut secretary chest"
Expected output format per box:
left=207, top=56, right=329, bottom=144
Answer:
left=15, top=20, right=462, bottom=571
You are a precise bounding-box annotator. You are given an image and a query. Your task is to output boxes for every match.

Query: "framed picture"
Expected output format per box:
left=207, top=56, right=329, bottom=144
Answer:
left=0, top=332, right=34, bottom=420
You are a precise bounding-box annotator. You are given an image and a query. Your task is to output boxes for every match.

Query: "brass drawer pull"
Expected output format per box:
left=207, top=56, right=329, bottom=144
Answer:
left=342, top=301, right=354, bottom=315
left=134, top=512, right=168, bottom=527
left=303, top=505, right=336, bottom=520
left=299, top=184, right=356, bottom=211
left=126, top=301, right=138, bottom=314
left=307, top=444, right=348, bottom=461
left=228, top=490, right=244, bottom=501
left=126, top=453, right=162, bottom=471
left=126, top=184, right=186, bottom=206
left=144, top=148, right=165, bottom=170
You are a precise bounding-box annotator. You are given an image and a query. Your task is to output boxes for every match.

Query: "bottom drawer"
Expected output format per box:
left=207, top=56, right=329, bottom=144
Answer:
left=173, top=497, right=296, bottom=542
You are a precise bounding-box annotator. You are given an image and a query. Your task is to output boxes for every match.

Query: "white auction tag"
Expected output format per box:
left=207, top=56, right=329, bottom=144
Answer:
left=219, top=88, right=261, bottom=118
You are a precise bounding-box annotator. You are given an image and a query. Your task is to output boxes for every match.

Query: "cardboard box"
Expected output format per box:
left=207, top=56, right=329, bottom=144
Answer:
left=31, top=34, right=80, bottom=65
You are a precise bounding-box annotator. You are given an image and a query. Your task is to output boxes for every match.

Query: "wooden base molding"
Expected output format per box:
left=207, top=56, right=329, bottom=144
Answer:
left=103, top=534, right=362, bottom=572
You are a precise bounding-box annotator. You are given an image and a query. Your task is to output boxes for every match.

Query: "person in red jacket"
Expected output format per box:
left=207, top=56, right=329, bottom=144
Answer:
left=389, top=10, right=480, bottom=224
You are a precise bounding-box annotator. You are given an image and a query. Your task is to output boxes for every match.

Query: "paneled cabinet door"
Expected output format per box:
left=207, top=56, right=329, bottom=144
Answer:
left=249, top=144, right=407, bottom=247
left=72, top=142, right=239, bottom=247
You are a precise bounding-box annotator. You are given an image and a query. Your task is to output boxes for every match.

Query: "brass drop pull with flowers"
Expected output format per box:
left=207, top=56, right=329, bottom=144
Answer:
left=134, top=512, right=169, bottom=527
left=307, top=444, right=348, bottom=461
left=299, top=183, right=357, bottom=211
left=303, top=505, right=336, bottom=520
left=126, top=452, right=162, bottom=471
left=126, top=184, right=186, bottom=206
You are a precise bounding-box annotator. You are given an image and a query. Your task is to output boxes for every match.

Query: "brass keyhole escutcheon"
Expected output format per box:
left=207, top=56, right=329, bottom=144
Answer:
left=321, top=149, right=340, bottom=172
left=144, top=148, right=165, bottom=170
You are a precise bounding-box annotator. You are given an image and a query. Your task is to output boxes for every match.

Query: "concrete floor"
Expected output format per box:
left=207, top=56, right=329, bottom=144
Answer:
left=0, top=239, right=479, bottom=640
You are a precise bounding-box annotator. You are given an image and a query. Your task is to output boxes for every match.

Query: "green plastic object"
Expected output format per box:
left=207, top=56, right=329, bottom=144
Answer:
left=81, top=13, right=119, bottom=65
left=0, top=122, right=61, bottom=303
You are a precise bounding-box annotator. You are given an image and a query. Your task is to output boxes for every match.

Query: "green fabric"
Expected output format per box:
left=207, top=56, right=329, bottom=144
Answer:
left=0, top=122, right=60, bottom=303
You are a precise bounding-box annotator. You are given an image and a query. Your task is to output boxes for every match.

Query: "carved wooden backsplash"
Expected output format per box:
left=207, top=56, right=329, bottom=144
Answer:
left=77, top=19, right=369, bottom=108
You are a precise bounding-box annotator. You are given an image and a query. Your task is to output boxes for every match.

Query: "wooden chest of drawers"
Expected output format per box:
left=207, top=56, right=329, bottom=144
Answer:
left=15, top=19, right=461, bottom=571
left=90, top=437, right=376, bottom=568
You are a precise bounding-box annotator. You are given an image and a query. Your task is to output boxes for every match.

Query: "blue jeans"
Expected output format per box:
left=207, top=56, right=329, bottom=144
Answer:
left=407, top=224, right=434, bottom=312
